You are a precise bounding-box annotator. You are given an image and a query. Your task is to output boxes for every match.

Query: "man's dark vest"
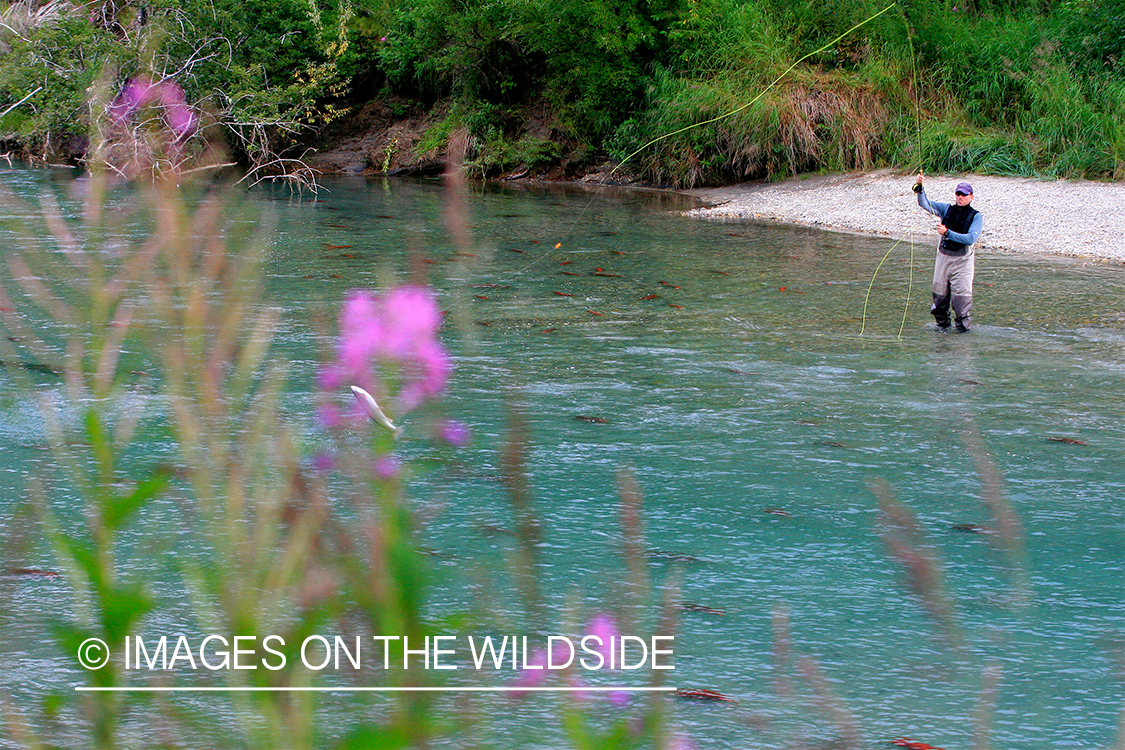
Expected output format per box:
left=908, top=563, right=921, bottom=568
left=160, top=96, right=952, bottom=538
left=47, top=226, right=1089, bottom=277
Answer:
left=939, top=203, right=979, bottom=256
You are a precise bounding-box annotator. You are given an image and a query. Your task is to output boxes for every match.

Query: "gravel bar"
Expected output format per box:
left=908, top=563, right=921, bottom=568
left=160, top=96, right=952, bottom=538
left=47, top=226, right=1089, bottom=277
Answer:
left=685, top=169, right=1125, bottom=263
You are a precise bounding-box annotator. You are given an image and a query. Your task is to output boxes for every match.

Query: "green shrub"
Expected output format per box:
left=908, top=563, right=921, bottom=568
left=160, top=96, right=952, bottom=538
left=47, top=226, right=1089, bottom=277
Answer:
left=0, top=0, right=373, bottom=166
left=377, top=0, right=542, bottom=103
left=0, top=15, right=131, bottom=157
left=468, top=132, right=561, bottom=176
left=3, top=0, right=1121, bottom=181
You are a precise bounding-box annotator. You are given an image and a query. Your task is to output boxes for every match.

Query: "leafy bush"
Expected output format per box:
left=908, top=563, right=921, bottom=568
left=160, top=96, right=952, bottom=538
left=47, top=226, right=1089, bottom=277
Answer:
left=0, top=0, right=376, bottom=172
left=377, top=0, right=543, bottom=103
left=2, top=0, right=1121, bottom=180
left=0, top=13, right=132, bottom=158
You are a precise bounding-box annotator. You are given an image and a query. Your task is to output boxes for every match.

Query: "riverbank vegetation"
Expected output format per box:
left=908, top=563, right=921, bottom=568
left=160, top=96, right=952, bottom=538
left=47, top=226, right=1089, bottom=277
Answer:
left=0, top=0, right=1122, bottom=185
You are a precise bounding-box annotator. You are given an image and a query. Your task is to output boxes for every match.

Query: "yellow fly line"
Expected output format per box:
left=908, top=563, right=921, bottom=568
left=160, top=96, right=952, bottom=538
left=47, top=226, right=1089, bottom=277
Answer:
left=477, top=0, right=926, bottom=330
left=524, top=3, right=900, bottom=266
left=610, top=2, right=899, bottom=181
left=861, top=1, right=925, bottom=339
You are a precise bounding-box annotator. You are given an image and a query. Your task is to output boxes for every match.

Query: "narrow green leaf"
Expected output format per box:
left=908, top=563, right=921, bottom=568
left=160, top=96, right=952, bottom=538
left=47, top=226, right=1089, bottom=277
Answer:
left=105, top=466, right=173, bottom=530
left=332, top=725, right=410, bottom=750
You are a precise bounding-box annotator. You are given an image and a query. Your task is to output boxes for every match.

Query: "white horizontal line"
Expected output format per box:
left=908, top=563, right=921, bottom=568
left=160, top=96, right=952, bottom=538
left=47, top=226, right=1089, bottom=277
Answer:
left=75, top=686, right=677, bottom=693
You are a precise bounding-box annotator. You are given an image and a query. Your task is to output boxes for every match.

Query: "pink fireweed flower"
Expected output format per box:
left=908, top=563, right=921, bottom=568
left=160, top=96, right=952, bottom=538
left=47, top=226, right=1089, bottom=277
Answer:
left=511, top=645, right=550, bottom=692
left=316, top=402, right=343, bottom=430
left=372, top=455, right=401, bottom=481
left=111, top=76, right=197, bottom=140
left=436, top=418, right=471, bottom=447
left=111, top=78, right=150, bottom=119
left=321, top=286, right=450, bottom=415
left=511, top=637, right=574, bottom=695
left=511, top=613, right=630, bottom=705
left=582, top=613, right=630, bottom=706
left=584, top=613, right=618, bottom=663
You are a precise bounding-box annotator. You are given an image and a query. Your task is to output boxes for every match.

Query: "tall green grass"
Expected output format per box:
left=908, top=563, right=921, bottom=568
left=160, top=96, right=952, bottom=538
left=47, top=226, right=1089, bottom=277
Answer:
left=603, top=0, right=1123, bottom=186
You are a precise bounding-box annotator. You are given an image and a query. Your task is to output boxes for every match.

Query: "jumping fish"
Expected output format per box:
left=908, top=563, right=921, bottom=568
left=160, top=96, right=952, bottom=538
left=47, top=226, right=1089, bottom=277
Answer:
left=350, top=385, right=403, bottom=438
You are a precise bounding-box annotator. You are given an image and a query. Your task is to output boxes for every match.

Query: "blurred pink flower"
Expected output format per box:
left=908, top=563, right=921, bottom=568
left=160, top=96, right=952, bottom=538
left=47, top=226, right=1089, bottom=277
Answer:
left=584, top=613, right=618, bottom=662
left=320, top=286, right=450, bottom=414
left=436, top=418, right=471, bottom=447
left=512, top=613, right=630, bottom=705
left=583, top=614, right=630, bottom=706
left=373, top=455, right=401, bottom=480
left=511, top=637, right=573, bottom=695
left=670, top=733, right=697, bottom=750
left=111, top=76, right=196, bottom=140
left=511, top=646, right=550, bottom=692
left=113, top=78, right=150, bottom=117
left=316, top=402, right=343, bottom=429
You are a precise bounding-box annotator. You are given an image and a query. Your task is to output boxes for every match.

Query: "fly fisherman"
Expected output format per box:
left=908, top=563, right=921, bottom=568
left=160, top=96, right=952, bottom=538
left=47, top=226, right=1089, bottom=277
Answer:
left=913, top=174, right=983, bottom=332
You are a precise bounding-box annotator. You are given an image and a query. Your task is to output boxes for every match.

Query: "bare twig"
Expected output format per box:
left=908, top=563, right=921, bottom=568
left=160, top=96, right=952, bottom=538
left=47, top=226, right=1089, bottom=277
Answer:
left=0, top=86, right=43, bottom=119
left=616, top=468, right=652, bottom=630
left=872, top=479, right=962, bottom=647
left=500, top=399, right=545, bottom=631
left=796, top=655, right=860, bottom=750
left=972, top=662, right=1002, bottom=750
left=959, top=422, right=1032, bottom=606
left=443, top=127, right=473, bottom=252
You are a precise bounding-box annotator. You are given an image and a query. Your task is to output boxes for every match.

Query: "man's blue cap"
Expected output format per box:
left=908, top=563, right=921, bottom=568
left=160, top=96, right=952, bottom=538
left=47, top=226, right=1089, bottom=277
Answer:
left=955, top=182, right=974, bottom=195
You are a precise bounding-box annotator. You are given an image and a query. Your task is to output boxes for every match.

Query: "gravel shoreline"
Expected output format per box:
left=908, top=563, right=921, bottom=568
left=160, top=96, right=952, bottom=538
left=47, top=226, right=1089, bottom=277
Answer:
left=684, top=169, right=1125, bottom=263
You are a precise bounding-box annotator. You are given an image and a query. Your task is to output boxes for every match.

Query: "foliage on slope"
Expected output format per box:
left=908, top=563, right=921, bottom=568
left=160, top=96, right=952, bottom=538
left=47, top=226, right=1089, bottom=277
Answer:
left=0, top=0, right=1121, bottom=183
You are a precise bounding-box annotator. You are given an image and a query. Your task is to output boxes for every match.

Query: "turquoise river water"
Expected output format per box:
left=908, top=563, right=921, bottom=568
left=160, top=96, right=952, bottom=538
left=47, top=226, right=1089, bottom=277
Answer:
left=1, top=169, right=1123, bottom=748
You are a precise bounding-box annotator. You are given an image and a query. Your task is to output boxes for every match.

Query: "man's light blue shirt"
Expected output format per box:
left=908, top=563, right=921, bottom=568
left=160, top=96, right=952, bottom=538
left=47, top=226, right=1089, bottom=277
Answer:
left=917, top=189, right=983, bottom=248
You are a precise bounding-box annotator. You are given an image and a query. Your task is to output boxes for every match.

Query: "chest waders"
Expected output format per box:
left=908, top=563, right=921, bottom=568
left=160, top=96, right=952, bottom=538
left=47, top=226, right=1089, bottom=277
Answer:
left=931, top=203, right=979, bottom=332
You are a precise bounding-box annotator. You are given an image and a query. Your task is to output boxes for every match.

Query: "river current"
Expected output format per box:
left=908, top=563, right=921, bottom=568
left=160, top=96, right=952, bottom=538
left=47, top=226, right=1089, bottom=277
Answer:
left=1, top=170, right=1122, bottom=748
